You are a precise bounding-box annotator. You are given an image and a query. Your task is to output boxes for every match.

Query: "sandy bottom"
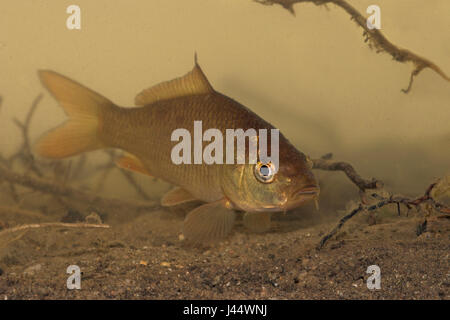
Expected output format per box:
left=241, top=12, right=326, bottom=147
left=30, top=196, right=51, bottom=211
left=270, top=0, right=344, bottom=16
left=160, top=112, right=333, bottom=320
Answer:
left=0, top=197, right=448, bottom=300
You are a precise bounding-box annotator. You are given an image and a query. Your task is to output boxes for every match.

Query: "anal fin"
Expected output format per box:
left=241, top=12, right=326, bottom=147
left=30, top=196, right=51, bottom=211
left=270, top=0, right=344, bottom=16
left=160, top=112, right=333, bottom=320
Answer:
left=183, top=200, right=236, bottom=244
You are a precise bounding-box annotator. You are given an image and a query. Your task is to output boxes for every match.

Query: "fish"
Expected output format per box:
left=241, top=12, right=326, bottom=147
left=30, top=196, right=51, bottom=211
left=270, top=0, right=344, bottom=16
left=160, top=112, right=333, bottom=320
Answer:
left=35, top=58, right=319, bottom=243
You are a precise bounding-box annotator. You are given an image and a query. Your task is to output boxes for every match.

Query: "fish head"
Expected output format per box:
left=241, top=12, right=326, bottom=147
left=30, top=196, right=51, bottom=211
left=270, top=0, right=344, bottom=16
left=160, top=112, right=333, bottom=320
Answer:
left=222, top=140, right=319, bottom=212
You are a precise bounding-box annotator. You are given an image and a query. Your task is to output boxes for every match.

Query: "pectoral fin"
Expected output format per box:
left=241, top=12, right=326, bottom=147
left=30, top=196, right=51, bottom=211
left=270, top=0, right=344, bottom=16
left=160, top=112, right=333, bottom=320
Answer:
left=115, top=153, right=151, bottom=176
left=183, top=200, right=236, bottom=243
left=161, top=187, right=197, bottom=207
left=243, top=212, right=272, bottom=233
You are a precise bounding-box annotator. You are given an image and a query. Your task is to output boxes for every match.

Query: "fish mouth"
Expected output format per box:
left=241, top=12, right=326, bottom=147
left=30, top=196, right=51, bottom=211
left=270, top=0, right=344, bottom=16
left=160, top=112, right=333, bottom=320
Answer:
left=295, top=185, right=319, bottom=196
left=284, top=185, right=320, bottom=210
left=293, top=185, right=320, bottom=197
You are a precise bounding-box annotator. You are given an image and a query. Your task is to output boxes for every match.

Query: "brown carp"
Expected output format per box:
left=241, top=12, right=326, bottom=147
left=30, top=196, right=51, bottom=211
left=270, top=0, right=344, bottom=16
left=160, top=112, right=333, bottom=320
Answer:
left=35, top=59, right=319, bottom=243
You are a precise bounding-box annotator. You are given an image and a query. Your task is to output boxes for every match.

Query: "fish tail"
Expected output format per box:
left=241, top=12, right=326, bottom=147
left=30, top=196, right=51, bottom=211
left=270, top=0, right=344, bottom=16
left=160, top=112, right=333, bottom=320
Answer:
left=35, top=70, right=115, bottom=159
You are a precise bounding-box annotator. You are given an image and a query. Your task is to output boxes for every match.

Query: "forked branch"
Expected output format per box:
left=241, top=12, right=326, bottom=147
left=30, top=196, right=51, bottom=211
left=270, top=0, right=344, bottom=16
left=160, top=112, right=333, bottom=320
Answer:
left=317, top=178, right=450, bottom=249
left=254, top=0, right=450, bottom=93
left=312, top=153, right=382, bottom=192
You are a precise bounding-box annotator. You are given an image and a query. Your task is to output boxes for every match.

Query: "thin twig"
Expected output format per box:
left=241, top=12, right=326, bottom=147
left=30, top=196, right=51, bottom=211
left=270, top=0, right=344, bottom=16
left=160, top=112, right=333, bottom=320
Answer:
left=0, top=222, right=110, bottom=237
left=254, top=0, right=450, bottom=93
left=317, top=204, right=363, bottom=249
left=317, top=179, right=450, bottom=249
left=0, top=230, right=29, bottom=249
left=312, top=153, right=382, bottom=192
left=0, top=163, right=162, bottom=213
left=0, top=96, right=20, bottom=202
left=11, top=94, right=43, bottom=176
left=0, top=154, right=19, bottom=202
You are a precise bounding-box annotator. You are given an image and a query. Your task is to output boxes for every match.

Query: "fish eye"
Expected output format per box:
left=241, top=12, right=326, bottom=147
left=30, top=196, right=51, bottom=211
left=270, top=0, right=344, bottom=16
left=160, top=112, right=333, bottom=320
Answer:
left=254, top=162, right=276, bottom=183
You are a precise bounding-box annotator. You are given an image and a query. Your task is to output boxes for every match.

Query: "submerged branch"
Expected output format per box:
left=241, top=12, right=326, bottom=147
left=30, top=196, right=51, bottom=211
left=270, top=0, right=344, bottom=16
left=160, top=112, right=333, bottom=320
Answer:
left=312, top=153, right=382, bottom=192
left=0, top=164, right=161, bottom=213
left=254, top=0, right=450, bottom=93
left=11, top=94, right=44, bottom=176
left=317, top=179, right=450, bottom=249
left=0, top=95, right=161, bottom=224
left=0, top=222, right=110, bottom=238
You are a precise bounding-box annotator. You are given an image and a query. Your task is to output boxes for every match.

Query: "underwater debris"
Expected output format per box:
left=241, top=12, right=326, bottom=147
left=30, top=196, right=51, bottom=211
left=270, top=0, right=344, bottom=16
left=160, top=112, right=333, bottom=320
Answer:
left=317, top=178, right=450, bottom=249
left=0, top=95, right=448, bottom=247
left=254, top=0, right=450, bottom=93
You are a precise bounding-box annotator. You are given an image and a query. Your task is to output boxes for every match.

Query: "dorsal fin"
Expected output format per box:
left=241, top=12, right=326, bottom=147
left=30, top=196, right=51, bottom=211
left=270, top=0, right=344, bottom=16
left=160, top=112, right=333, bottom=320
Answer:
left=135, top=58, right=214, bottom=106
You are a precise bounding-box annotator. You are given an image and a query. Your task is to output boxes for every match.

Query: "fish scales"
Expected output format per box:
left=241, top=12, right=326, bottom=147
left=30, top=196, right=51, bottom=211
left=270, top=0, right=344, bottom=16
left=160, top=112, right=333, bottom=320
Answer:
left=100, top=93, right=276, bottom=202
left=35, top=59, right=319, bottom=242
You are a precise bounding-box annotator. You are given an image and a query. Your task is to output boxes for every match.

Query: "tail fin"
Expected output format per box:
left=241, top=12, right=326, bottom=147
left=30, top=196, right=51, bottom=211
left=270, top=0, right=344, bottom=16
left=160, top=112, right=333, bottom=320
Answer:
left=36, top=70, right=114, bottom=159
